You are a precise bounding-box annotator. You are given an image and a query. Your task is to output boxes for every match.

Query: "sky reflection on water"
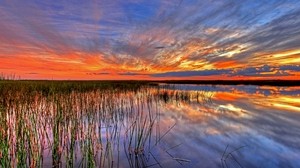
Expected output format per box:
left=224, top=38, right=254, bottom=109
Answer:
left=2, top=83, right=300, bottom=168
left=158, top=84, right=300, bottom=168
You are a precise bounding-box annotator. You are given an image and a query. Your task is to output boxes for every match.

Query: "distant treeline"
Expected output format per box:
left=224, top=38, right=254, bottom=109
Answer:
left=154, top=80, right=300, bottom=86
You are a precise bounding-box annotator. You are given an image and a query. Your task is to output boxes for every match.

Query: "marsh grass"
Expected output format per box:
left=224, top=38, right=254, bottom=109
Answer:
left=0, top=81, right=198, bottom=167
left=0, top=104, right=10, bottom=167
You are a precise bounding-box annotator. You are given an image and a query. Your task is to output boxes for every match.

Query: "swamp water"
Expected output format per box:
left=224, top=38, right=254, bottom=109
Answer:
left=0, top=83, right=300, bottom=168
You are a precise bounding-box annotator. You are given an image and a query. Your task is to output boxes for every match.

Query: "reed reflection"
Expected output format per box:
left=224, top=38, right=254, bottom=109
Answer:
left=0, top=82, right=300, bottom=167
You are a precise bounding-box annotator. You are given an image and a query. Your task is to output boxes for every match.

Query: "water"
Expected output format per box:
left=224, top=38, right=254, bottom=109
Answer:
left=1, top=83, right=300, bottom=168
left=157, top=84, right=300, bottom=168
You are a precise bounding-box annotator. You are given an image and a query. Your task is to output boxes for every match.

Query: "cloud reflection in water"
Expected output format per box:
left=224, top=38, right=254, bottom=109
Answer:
left=158, top=84, right=300, bottom=167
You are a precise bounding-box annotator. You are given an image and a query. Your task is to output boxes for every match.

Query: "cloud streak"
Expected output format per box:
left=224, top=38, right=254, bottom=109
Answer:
left=0, top=0, right=299, bottom=79
left=151, top=65, right=300, bottom=78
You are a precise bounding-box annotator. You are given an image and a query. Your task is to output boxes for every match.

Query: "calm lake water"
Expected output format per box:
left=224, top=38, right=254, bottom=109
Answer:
left=155, top=84, right=300, bottom=168
left=1, top=83, right=300, bottom=168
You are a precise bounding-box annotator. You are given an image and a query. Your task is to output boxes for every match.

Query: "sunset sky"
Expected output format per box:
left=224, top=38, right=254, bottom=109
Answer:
left=0, top=0, right=300, bottom=80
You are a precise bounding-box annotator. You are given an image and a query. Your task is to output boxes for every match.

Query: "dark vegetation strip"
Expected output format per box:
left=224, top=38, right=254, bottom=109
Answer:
left=153, top=80, right=300, bottom=86
left=1, top=79, right=300, bottom=88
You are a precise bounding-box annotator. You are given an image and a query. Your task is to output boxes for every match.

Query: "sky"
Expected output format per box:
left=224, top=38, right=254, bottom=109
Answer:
left=0, top=0, right=300, bottom=80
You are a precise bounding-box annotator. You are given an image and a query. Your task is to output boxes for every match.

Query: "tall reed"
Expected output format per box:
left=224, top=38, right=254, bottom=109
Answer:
left=0, top=81, right=193, bottom=167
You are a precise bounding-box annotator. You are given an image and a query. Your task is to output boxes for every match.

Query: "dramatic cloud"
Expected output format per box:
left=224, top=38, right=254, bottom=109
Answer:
left=87, top=72, right=110, bottom=75
left=152, top=65, right=300, bottom=78
left=152, top=69, right=232, bottom=77
left=0, top=0, right=299, bottom=79
left=118, top=72, right=148, bottom=76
